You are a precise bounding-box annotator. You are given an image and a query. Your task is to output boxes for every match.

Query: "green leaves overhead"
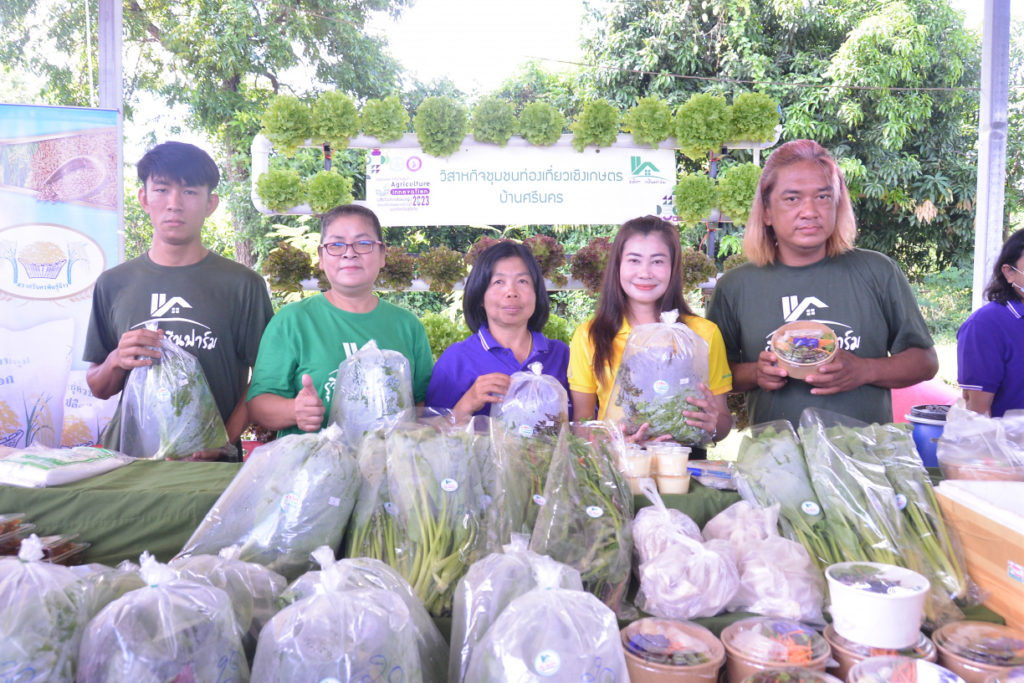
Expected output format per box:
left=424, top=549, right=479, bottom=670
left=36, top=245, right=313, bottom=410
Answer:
left=673, top=173, right=718, bottom=227
left=519, top=102, right=567, bottom=146
left=311, top=92, right=360, bottom=149
left=306, top=171, right=354, bottom=215
left=256, top=168, right=304, bottom=213
left=622, top=97, right=674, bottom=148
left=413, top=96, right=470, bottom=157
left=675, top=93, right=731, bottom=161
left=361, top=95, right=410, bottom=143
left=471, top=98, right=519, bottom=146
left=716, top=163, right=763, bottom=225
left=570, top=99, right=620, bottom=151
left=261, top=96, right=312, bottom=158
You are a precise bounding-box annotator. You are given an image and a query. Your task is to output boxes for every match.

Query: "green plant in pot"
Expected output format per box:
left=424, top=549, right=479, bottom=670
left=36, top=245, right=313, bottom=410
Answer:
left=673, top=173, right=718, bottom=227
left=679, top=247, right=717, bottom=293
left=413, top=96, right=469, bottom=157
left=519, top=102, right=566, bottom=146
left=472, top=98, right=518, bottom=146
left=306, top=171, right=354, bottom=215
left=262, top=241, right=313, bottom=293
left=416, top=245, right=468, bottom=293
left=312, top=91, right=360, bottom=149
left=716, top=163, right=762, bottom=226
left=571, top=99, right=620, bottom=152
left=675, top=92, right=730, bottom=161
left=361, top=95, right=409, bottom=143
left=570, top=236, right=612, bottom=295
left=257, top=168, right=305, bottom=213
left=376, top=246, right=416, bottom=291
left=524, top=234, right=567, bottom=287
left=728, top=92, right=779, bottom=143
left=261, top=95, right=312, bottom=157
left=622, top=96, right=674, bottom=148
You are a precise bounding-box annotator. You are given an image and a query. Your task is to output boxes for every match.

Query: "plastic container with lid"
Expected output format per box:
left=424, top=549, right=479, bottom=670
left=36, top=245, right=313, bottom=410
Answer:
left=720, top=617, right=831, bottom=683
left=770, top=321, right=838, bottom=380
left=848, top=655, right=964, bottom=683
left=657, top=473, right=691, bottom=494
left=648, top=443, right=691, bottom=476
left=36, top=533, right=90, bottom=566
left=825, top=562, right=929, bottom=649
left=742, top=667, right=844, bottom=683
left=823, top=624, right=936, bottom=680
left=621, top=617, right=725, bottom=682
left=906, top=404, right=951, bottom=468
left=0, top=521, right=35, bottom=555
left=622, top=445, right=654, bottom=477
left=985, top=667, right=1024, bottom=683
left=933, top=622, right=1024, bottom=683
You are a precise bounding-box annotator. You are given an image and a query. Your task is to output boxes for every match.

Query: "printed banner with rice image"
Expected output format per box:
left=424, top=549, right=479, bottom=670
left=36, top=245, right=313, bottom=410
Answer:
left=0, top=103, right=121, bottom=448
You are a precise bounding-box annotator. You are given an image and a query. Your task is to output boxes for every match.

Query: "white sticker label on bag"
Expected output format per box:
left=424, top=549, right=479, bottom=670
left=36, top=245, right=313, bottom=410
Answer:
left=384, top=502, right=396, bottom=516
left=801, top=501, right=821, bottom=516
left=518, top=424, right=534, bottom=437
left=534, top=650, right=561, bottom=676
left=328, top=496, right=340, bottom=507
left=155, top=387, right=171, bottom=403
left=282, top=492, right=300, bottom=512
left=441, top=478, right=459, bottom=492
left=586, top=505, right=604, bottom=518
left=533, top=494, right=546, bottom=506
left=895, top=494, right=907, bottom=510
left=653, top=379, right=669, bottom=395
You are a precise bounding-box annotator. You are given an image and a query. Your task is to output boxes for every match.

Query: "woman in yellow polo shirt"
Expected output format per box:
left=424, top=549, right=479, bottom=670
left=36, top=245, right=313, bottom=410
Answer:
left=568, top=215, right=733, bottom=448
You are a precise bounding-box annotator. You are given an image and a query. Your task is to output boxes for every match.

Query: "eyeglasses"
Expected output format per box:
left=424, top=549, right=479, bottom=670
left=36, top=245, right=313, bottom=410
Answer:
left=319, top=240, right=381, bottom=256
left=1010, top=265, right=1024, bottom=276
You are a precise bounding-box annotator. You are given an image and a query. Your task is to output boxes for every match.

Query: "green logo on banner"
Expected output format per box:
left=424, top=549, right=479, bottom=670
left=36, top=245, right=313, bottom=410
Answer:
left=630, top=156, right=664, bottom=180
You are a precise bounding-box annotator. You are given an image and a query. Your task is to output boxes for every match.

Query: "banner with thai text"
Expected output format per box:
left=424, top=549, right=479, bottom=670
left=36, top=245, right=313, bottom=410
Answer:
left=365, top=144, right=678, bottom=226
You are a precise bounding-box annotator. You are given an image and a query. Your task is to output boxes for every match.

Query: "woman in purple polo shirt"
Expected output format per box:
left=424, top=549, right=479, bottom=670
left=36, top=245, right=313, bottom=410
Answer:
left=958, top=228, right=1024, bottom=416
left=425, top=241, right=570, bottom=422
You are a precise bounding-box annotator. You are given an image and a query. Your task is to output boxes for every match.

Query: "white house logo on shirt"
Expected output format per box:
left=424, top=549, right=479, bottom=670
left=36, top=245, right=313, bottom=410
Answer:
left=151, top=293, right=192, bottom=317
left=781, top=295, right=828, bottom=322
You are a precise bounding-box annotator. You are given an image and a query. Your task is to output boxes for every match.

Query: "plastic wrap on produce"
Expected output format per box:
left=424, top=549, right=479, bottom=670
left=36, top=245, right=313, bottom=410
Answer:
left=605, top=309, right=712, bottom=445
left=177, top=423, right=359, bottom=580
left=529, top=421, right=634, bottom=615
left=463, top=555, right=628, bottom=681
left=449, top=535, right=582, bottom=683
left=118, top=333, right=229, bottom=459
left=632, top=477, right=702, bottom=564
left=726, top=534, right=826, bottom=624
left=0, top=445, right=132, bottom=487
left=703, top=500, right=780, bottom=547
left=937, top=402, right=1024, bottom=481
left=328, top=339, right=414, bottom=449
left=0, top=534, right=93, bottom=681
left=78, top=553, right=248, bottom=682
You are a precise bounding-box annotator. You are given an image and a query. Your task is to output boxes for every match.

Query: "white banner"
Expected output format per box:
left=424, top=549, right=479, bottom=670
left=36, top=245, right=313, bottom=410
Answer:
left=365, top=144, right=678, bottom=226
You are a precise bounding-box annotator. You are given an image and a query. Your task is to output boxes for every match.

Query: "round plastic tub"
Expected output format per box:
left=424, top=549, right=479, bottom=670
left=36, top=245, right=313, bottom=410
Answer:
left=770, top=321, right=837, bottom=380
left=825, top=562, right=929, bottom=649
left=720, top=617, right=831, bottom=683
left=823, top=624, right=936, bottom=680
left=742, top=667, right=843, bottom=683
left=933, top=622, right=1024, bottom=683
left=848, top=655, right=964, bottom=683
left=984, top=667, right=1024, bottom=683
left=621, top=618, right=725, bottom=682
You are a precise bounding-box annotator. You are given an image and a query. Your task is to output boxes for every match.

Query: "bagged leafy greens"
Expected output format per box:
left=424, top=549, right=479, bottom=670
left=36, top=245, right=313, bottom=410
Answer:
left=345, top=422, right=493, bottom=616
left=118, top=333, right=229, bottom=459
left=77, top=553, right=249, bottom=682
left=0, top=534, right=92, bottom=681
left=170, top=545, right=287, bottom=661
left=485, top=364, right=568, bottom=551
left=328, top=339, right=414, bottom=449
left=277, top=546, right=448, bottom=682
left=606, top=310, right=712, bottom=444
left=251, top=555, right=426, bottom=682
left=178, top=423, right=358, bottom=580
left=463, top=555, right=628, bottom=681
left=529, top=421, right=633, bottom=614
left=449, top=534, right=583, bottom=683
left=68, top=561, right=146, bottom=618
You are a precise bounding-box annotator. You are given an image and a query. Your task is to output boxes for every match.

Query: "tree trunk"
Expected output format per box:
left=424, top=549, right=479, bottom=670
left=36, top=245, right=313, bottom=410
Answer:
left=221, top=139, right=256, bottom=268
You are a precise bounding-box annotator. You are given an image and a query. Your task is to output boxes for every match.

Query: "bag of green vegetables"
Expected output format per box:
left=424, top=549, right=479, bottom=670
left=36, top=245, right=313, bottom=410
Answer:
left=178, top=423, right=359, bottom=580
left=117, top=332, right=229, bottom=459
left=251, top=554, right=426, bottom=682
left=605, top=310, right=712, bottom=445
left=0, top=534, right=93, bottom=681
left=449, top=534, right=583, bottom=683
left=328, top=339, right=414, bottom=449
left=278, top=546, right=448, bottom=682
left=78, top=552, right=249, bottom=682
left=463, top=554, right=629, bottom=681
left=529, top=421, right=634, bottom=615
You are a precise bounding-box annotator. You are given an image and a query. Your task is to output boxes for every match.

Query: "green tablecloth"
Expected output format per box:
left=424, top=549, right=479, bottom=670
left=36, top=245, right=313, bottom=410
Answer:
left=0, top=460, right=241, bottom=565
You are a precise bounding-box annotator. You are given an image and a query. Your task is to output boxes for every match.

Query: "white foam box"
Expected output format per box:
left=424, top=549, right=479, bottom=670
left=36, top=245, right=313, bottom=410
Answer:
left=935, top=480, right=1024, bottom=629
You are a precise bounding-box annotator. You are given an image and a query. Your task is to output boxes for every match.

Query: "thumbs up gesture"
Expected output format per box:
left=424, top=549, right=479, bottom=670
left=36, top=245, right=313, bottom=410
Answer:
left=294, top=373, right=325, bottom=432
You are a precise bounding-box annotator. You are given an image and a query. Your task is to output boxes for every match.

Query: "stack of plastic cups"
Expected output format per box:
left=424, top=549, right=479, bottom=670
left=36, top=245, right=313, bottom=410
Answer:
left=648, top=443, right=691, bottom=494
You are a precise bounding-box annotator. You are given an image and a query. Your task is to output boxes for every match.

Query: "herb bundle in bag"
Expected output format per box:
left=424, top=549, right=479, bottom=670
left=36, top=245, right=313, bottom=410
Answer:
left=529, top=421, right=634, bottom=614
left=118, top=334, right=228, bottom=459
left=178, top=423, right=359, bottom=580
left=278, top=547, right=448, bottom=682
left=494, top=362, right=568, bottom=439
left=256, top=548, right=442, bottom=683
left=0, top=534, right=92, bottom=681
left=328, top=339, right=414, bottom=449
left=449, top=535, right=583, bottom=683
left=78, top=553, right=249, bottom=682
left=606, top=309, right=712, bottom=444
left=463, top=555, right=628, bottom=681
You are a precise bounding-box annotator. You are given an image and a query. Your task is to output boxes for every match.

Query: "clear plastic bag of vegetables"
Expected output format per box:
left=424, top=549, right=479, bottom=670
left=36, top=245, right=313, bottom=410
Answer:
left=0, top=534, right=92, bottom=681
left=278, top=546, right=448, bottom=682
left=449, top=534, right=583, bottom=683
left=118, top=331, right=229, bottom=459
left=68, top=561, right=146, bottom=618
left=605, top=310, right=712, bottom=445
left=177, top=423, right=359, bottom=580
left=725, top=534, right=826, bottom=624
left=345, top=422, right=492, bottom=616
left=529, top=421, right=634, bottom=615
left=485, top=364, right=569, bottom=551
left=251, top=556, right=426, bottom=683
left=463, top=555, right=628, bottom=682
left=78, top=553, right=249, bottom=683
left=328, top=339, right=414, bottom=449
left=632, top=477, right=703, bottom=565
left=170, top=545, right=287, bottom=661
left=937, top=402, right=1024, bottom=481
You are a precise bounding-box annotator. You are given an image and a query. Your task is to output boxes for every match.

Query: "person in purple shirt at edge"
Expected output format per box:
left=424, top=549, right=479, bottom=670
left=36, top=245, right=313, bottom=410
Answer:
left=957, top=228, right=1024, bottom=417
left=426, top=241, right=571, bottom=422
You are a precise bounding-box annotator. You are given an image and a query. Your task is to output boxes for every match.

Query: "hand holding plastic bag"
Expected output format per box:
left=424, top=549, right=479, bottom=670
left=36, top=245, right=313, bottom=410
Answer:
left=328, top=340, right=414, bottom=449
left=494, top=362, right=569, bottom=439
left=78, top=552, right=249, bottom=682
left=119, top=333, right=228, bottom=459
left=606, top=310, right=712, bottom=445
